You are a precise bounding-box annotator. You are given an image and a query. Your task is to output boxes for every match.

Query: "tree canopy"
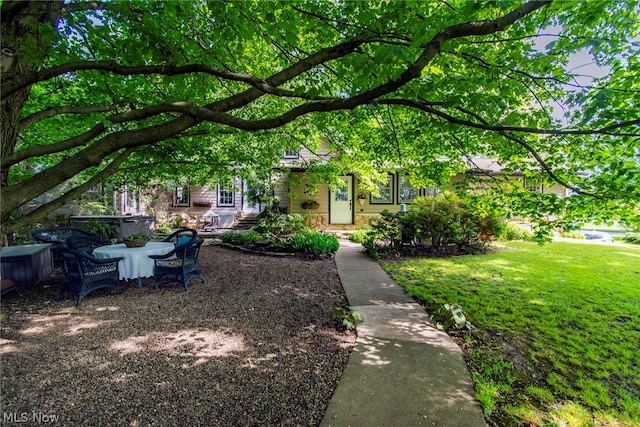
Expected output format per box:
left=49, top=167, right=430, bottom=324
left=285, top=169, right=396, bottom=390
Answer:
left=1, top=0, right=639, bottom=235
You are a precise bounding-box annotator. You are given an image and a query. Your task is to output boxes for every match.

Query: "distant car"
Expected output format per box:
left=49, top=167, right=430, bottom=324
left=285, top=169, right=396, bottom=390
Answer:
left=581, top=231, right=615, bottom=243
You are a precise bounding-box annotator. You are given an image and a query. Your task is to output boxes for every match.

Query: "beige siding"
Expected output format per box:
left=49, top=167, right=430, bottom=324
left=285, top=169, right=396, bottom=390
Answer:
left=288, top=172, right=330, bottom=215
left=279, top=140, right=333, bottom=169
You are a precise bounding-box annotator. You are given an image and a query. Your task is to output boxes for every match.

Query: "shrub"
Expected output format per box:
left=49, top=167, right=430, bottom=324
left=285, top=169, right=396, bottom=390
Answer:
left=253, top=202, right=307, bottom=240
left=156, top=224, right=172, bottom=234
left=85, top=218, right=119, bottom=242
left=8, top=226, right=32, bottom=245
left=349, top=227, right=371, bottom=244
left=220, top=231, right=261, bottom=246
left=405, top=192, right=503, bottom=252
left=78, top=201, right=118, bottom=215
left=283, top=231, right=339, bottom=256
left=361, top=210, right=404, bottom=258
left=501, top=223, right=534, bottom=241
left=622, top=232, right=640, bottom=245
left=560, top=230, right=585, bottom=240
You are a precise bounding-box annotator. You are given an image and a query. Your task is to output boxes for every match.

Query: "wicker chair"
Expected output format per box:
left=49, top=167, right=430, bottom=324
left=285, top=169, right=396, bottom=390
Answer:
left=149, top=238, right=205, bottom=291
left=57, top=247, right=122, bottom=306
left=32, top=227, right=104, bottom=267
left=162, top=227, right=198, bottom=245
left=32, top=227, right=103, bottom=245
left=66, top=235, right=107, bottom=254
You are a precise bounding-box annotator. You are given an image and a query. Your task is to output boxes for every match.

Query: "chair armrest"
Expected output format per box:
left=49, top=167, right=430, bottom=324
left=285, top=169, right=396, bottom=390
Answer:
left=83, top=253, right=124, bottom=264
left=148, top=250, right=178, bottom=261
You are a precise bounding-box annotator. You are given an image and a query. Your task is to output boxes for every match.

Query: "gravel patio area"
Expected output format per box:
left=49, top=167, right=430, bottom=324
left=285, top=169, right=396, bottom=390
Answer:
left=0, top=242, right=356, bottom=426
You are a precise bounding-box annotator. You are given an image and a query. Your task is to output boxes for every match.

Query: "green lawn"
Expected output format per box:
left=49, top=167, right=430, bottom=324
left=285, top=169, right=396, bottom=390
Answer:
left=381, top=241, right=640, bottom=426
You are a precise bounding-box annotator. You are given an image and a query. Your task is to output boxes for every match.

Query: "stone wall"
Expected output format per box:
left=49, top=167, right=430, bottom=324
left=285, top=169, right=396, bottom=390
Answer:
left=303, top=213, right=381, bottom=230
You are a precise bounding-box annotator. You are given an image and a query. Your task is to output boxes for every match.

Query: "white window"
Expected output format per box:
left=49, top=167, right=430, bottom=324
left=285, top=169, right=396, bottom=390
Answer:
left=284, top=148, right=299, bottom=159
left=217, top=183, right=235, bottom=207
left=174, top=184, right=190, bottom=207
left=398, top=174, right=419, bottom=203
left=524, top=179, right=542, bottom=193
left=371, top=175, right=394, bottom=204
left=423, top=187, right=440, bottom=197
left=334, top=186, right=348, bottom=202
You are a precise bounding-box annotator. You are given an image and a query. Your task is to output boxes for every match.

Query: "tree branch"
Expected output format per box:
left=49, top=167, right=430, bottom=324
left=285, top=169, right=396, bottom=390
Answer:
left=380, top=99, right=640, bottom=137
left=2, top=3, right=566, bottom=171
left=380, top=99, right=607, bottom=197
left=1, top=116, right=196, bottom=212
left=1, top=0, right=555, bottom=218
left=1, top=62, right=276, bottom=99
left=3, top=123, right=108, bottom=169
left=18, top=102, right=127, bottom=131
left=8, top=147, right=135, bottom=230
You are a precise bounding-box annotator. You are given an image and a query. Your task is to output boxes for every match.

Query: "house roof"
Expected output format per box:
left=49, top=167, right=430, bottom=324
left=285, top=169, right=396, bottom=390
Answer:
left=465, top=157, right=524, bottom=176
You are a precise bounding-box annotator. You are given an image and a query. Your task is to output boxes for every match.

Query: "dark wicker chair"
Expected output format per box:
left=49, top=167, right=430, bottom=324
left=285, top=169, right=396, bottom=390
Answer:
left=57, top=247, right=122, bottom=306
left=32, top=227, right=105, bottom=267
left=149, top=237, right=205, bottom=291
left=162, top=228, right=198, bottom=245
left=32, top=227, right=103, bottom=245
left=66, top=235, right=107, bottom=254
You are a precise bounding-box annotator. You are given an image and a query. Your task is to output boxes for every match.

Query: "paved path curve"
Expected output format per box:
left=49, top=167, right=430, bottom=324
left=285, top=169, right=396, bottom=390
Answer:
left=321, top=240, right=486, bottom=427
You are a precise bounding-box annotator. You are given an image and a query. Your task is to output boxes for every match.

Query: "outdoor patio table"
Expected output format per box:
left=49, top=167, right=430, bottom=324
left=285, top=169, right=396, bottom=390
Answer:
left=93, top=242, right=174, bottom=288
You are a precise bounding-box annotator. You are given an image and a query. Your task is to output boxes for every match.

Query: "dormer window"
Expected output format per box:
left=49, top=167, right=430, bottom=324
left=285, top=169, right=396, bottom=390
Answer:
left=284, top=148, right=299, bottom=159
left=524, top=178, right=542, bottom=193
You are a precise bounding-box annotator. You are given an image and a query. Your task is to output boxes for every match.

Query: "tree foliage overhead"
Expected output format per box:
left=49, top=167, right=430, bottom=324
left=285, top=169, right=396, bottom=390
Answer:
left=1, top=0, right=638, bottom=234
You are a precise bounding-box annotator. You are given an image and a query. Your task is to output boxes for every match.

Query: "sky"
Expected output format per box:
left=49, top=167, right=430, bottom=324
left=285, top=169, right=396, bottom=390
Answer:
left=534, top=27, right=612, bottom=124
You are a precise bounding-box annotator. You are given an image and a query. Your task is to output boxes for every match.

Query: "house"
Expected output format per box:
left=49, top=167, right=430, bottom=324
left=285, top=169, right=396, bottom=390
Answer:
left=282, top=151, right=567, bottom=230
left=114, top=147, right=568, bottom=232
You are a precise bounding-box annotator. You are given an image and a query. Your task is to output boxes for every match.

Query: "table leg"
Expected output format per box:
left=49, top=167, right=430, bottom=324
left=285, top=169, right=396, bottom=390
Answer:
left=137, top=277, right=143, bottom=289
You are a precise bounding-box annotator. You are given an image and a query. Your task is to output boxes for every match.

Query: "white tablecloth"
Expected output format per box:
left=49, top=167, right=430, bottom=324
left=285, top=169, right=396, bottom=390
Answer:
left=93, top=242, right=174, bottom=281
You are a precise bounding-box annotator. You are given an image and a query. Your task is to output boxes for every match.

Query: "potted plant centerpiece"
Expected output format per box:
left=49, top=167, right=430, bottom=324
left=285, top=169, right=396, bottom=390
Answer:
left=301, top=199, right=320, bottom=210
left=123, top=233, right=150, bottom=248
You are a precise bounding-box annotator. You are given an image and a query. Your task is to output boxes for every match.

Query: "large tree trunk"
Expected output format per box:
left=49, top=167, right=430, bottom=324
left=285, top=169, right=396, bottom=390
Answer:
left=1, top=1, right=63, bottom=240
left=1, top=2, right=62, bottom=223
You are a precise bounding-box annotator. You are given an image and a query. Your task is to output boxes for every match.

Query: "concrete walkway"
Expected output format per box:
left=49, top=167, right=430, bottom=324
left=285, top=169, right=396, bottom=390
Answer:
left=321, top=240, right=486, bottom=427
